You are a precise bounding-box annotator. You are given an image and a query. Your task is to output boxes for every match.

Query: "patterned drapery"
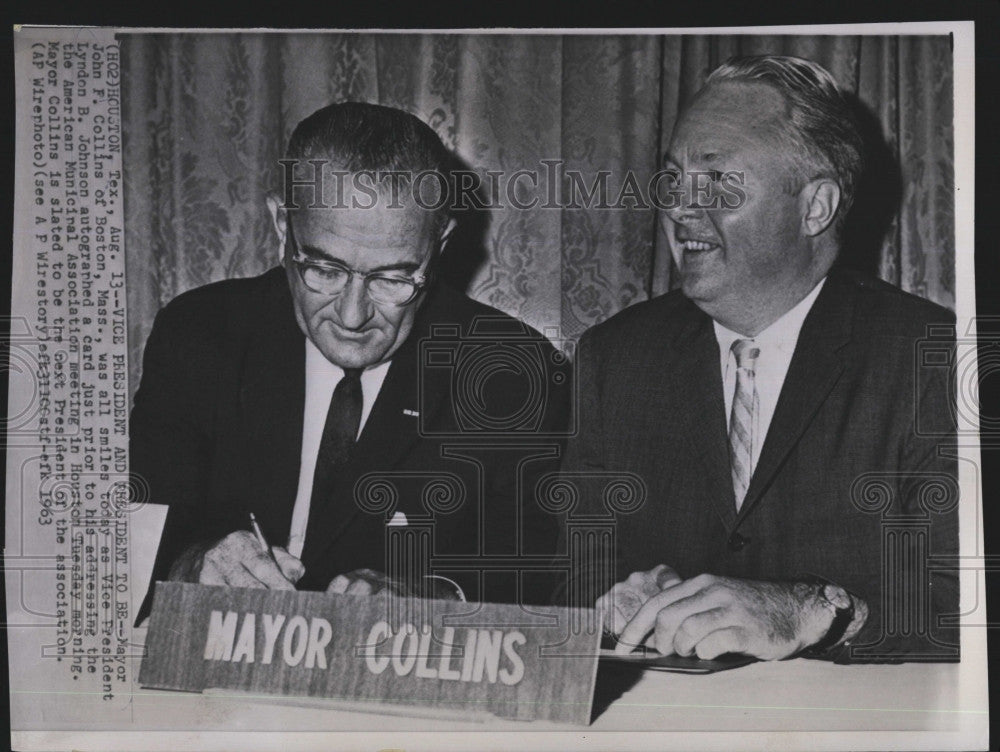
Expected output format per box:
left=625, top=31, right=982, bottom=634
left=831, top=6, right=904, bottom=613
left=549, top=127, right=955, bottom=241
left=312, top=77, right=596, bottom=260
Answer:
left=121, top=33, right=954, bottom=393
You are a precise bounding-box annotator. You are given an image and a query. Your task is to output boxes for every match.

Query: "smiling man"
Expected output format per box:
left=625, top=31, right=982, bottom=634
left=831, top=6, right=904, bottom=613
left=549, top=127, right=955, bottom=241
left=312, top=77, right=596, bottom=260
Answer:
left=562, top=56, right=958, bottom=663
left=132, top=103, right=568, bottom=622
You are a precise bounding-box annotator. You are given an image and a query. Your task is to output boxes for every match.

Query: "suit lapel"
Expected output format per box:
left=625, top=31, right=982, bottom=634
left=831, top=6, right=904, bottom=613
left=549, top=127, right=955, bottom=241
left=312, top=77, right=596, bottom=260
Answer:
left=662, top=299, right=738, bottom=531
left=737, top=274, right=855, bottom=521
left=238, top=273, right=306, bottom=541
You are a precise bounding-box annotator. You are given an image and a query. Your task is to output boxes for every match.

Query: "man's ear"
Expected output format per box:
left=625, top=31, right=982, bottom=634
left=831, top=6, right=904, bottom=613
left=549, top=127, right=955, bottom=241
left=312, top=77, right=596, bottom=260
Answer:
left=266, top=193, right=287, bottom=264
left=801, top=179, right=841, bottom=237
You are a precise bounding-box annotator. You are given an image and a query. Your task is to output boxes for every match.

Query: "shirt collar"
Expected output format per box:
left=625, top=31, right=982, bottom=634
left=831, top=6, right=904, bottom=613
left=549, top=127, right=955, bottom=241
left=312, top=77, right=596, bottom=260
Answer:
left=713, top=277, right=827, bottom=358
left=304, top=337, right=392, bottom=381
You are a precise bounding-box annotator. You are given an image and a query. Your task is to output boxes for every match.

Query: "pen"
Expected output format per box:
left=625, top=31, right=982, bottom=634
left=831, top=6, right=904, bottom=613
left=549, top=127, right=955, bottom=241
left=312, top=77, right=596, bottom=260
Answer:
left=249, top=512, right=299, bottom=586
left=249, top=512, right=274, bottom=557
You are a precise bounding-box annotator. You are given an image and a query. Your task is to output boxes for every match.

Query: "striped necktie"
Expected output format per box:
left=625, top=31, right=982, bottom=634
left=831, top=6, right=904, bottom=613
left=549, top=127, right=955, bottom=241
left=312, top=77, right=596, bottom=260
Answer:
left=728, top=339, right=759, bottom=511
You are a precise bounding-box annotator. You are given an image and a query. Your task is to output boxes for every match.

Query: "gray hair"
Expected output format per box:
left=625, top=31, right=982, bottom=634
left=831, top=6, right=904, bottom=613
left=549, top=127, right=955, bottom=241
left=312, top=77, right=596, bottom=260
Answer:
left=706, top=55, right=866, bottom=232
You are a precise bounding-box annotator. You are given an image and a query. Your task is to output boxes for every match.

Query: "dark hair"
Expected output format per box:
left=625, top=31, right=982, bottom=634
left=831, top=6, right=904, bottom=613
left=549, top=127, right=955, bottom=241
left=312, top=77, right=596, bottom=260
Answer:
left=284, top=102, right=453, bottom=228
left=706, top=55, right=866, bottom=233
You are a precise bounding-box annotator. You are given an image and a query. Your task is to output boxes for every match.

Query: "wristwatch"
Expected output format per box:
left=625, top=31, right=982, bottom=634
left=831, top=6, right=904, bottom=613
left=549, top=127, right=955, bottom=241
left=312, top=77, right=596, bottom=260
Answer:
left=803, top=579, right=856, bottom=655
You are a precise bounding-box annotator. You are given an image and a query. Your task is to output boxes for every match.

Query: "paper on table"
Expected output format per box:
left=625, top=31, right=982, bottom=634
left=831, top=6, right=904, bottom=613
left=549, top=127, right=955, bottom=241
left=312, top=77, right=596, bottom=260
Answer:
left=598, top=649, right=756, bottom=674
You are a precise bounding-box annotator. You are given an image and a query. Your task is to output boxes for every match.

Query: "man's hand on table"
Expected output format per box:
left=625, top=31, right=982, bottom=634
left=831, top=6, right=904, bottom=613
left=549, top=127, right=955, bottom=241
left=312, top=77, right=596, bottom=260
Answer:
left=168, top=539, right=464, bottom=601
left=596, top=564, right=682, bottom=637
left=326, top=569, right=465, bottom=600
left=168, top=530, right=304, bottom=589
left=605, top=570, right=867, bottom=661
left=326, top=568, right=407, bottom=596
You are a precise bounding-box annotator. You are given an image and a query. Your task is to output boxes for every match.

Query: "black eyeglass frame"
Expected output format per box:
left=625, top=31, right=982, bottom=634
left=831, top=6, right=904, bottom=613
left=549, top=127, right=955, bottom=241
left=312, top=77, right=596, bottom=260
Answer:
left=284, top=214, right=432, bottom=307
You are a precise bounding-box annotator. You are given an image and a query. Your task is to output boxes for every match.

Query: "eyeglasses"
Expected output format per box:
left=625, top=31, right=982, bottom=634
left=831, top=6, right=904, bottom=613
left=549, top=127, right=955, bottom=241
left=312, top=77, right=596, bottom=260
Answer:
left=285, top=216, right=428, bottom=306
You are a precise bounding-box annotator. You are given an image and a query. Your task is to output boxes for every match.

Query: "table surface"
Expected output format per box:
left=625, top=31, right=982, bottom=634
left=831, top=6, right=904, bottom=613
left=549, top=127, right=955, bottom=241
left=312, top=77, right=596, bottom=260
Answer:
left=123, top=650, right=976, bottom=733
left=112, top=506, right=985, bottom=741
left=10, top=626, right=989, bottom=752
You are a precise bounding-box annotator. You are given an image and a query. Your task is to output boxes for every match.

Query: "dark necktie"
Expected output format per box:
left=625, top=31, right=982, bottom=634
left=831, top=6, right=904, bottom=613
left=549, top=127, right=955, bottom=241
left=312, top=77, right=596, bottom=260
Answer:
left=310, top=368, right=364, bottom=510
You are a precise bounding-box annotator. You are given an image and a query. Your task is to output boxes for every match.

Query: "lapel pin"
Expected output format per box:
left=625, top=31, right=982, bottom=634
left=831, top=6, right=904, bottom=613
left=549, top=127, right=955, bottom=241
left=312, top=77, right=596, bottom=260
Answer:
left=403, top=408, right=420, bottom=417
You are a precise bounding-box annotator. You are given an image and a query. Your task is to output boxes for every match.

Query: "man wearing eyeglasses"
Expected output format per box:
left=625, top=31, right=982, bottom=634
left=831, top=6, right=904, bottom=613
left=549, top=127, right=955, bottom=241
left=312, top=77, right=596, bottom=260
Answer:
left=132, top=103, right=568, bottom=622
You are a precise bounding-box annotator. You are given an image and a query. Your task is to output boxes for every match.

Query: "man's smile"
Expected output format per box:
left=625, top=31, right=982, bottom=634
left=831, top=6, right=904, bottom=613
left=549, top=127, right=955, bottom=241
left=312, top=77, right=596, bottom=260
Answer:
left=675, top=230, right=721, bottom=255
left=676, top=234, right=722, bottom=260
left=680, top=239, right=721, bottom=253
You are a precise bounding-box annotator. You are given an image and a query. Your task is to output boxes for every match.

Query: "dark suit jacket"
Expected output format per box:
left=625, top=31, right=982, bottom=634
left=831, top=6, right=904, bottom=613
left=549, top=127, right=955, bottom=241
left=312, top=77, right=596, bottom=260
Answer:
left=559, top=268, right=958, bottom=662
left=132, top=267, right=569, bottom=622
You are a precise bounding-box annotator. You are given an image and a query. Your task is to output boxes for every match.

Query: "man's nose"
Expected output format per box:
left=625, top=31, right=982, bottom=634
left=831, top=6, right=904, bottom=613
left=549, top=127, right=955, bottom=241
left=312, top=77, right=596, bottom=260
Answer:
left=335, top=275, right=375, bottom=329
left=662, top=174, right=704, bottom=225
left=664, top=196, right=705, bottom=225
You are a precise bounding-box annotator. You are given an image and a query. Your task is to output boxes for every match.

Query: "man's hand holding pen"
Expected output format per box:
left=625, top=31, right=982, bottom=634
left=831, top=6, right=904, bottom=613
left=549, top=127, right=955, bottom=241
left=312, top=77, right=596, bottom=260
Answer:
left=167, top=514, right=464, bottom=601
left=167, top=514, right=304, bottom=589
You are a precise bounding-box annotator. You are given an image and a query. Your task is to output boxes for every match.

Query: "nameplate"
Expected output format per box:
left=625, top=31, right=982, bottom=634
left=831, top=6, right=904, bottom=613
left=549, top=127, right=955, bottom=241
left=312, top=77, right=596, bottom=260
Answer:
left=139, top=582, right=600, bottom=725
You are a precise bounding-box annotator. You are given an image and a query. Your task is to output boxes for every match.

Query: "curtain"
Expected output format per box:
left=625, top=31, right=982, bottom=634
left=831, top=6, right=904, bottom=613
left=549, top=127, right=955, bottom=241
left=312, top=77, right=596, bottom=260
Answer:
left=121, top=33, right=955, bottom=394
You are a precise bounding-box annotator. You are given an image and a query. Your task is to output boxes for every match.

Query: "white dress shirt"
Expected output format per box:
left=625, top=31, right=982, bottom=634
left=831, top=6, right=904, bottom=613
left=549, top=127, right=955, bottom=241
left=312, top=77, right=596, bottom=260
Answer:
left=714, top=278, right=826, bottom=474
left=286, top=339, right=391, bottom=558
